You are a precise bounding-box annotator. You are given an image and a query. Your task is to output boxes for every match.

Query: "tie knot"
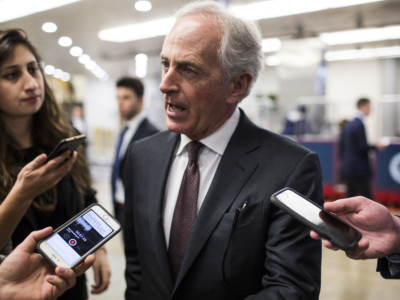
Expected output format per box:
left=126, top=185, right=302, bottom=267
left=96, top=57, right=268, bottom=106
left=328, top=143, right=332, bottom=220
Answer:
left=186, top=141, right=203, bottom=162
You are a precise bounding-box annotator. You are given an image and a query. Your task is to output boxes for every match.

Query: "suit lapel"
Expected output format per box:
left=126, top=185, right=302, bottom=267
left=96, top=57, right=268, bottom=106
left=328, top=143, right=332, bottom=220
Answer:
left=173, top=111, right=261, bottom=288
left=147, top=132, right=179, bottom=286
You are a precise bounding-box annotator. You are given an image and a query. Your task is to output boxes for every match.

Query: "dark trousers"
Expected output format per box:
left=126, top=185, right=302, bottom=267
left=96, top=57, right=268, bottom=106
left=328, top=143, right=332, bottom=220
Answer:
left=344, top=177, right=372, bottom=199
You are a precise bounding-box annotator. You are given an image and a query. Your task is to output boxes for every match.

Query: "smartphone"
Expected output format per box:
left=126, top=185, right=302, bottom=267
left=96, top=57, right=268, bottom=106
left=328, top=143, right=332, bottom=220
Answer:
left=37, top=203, right=121, bottom=268
left=270, top=187, right=362, bottom=251
left=45, top=135, right=86, bottom=162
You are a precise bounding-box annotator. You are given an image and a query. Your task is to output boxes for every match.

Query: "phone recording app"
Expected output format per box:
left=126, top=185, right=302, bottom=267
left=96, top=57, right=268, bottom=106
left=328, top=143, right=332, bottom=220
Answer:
left=47, top=210, right=113, bottom=266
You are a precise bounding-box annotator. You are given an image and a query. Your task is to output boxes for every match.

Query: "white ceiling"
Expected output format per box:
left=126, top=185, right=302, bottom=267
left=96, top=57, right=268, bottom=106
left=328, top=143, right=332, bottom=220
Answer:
left=2, top=0, right=400, bottom=80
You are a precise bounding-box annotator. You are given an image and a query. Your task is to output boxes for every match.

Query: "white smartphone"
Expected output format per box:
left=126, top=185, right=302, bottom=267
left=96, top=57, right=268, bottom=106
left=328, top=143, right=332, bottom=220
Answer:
left=271, top=187, right=362, bottom=251
left=37, top=204, right=121, bottom=268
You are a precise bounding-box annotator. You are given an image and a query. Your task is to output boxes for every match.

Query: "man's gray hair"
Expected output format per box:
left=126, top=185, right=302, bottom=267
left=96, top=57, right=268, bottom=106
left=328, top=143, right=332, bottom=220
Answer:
left=174, top=0, right=263, bottom=98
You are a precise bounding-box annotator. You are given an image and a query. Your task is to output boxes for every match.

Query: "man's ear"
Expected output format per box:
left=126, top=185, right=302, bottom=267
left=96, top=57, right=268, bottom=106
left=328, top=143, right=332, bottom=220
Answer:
left=229, top=71, right=253, bottom=100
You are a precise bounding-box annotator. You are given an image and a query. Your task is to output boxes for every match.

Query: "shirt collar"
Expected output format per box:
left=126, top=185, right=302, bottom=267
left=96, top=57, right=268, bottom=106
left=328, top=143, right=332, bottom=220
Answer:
left=125, top=110, right=146, bottom=131
left=177, top=107, right=240, bottom=156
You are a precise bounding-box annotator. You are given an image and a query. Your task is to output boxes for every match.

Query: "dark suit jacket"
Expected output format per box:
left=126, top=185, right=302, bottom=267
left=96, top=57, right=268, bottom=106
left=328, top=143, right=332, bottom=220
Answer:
left=378, top=257, right=400, bottom=279
left=340, top=117, right=375, bottom=179
left=123, top=110, right=323, bottom=300
left=112, top=117, right=158, bottom=207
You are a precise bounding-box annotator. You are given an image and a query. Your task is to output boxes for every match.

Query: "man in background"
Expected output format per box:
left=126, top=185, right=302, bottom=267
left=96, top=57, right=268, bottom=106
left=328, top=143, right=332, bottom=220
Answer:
left=111, top=77, right=158, bottom=228
left=340, top=98, right=384, bottom=198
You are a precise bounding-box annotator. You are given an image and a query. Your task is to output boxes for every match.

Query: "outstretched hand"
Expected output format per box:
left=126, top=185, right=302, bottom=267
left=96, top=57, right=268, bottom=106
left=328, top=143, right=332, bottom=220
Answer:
left=310, top=197, right=400, bottom=259
left=0, top=227, right=94, bottom=300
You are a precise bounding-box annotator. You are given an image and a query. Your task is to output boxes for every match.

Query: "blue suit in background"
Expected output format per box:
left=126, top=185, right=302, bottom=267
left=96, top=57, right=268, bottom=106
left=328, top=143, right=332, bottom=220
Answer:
left=340, top=117, right=376, bottom=198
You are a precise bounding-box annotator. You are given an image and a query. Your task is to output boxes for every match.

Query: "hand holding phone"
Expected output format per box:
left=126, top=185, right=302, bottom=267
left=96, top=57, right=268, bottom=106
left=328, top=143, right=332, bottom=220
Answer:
left=46, top=135, right=86, bottom=163
left=37, top=204, right=121, bottom=268
left=271, top=188, right=362, bottom=251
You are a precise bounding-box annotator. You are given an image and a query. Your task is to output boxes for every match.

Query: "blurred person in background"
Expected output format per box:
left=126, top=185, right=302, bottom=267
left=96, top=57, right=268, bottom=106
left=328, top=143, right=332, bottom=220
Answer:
left=112, top=77, right=158, bottom=228
left=0, top=28, right=110, bottom=300
left=340, top=98, right=385, bottom=198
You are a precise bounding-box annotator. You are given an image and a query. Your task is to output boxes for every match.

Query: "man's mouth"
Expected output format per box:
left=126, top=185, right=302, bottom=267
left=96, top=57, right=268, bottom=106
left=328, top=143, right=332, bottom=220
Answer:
left=168, top=103, right=185, bottom=112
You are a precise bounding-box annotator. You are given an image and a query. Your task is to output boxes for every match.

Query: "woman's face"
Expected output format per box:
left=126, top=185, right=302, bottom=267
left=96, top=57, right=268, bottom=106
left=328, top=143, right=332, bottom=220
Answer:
left=0, top=44, right=44, bottom=122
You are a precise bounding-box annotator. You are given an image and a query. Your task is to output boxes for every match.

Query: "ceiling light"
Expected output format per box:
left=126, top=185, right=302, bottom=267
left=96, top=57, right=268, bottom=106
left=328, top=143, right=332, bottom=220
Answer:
left=58, top=36, right=72, bottom=47
left=265, top=56, right=281, bottom=66
left=69, top=46, right=83, bottom=57
left=135, top=0, right=152, bottom=12
left=98, top=17, right=175, bottom=42
left=78, top=54, right=91, bottom=64
left=262, top=38, right=281, bottom=53
left=230, top=0, right=383, bottom=21
left=61, top=72, right=71, bottom=82
left=320, top=25, right=400, bottom=45
left=98, top=0, right=383, bottom=43
left=135, top=53, right=148, bottom=78
left=325, top=46, right=400, bottom=61
left=44, top=64, right=55, bottom=75
left=42, top=22, right=57, bottom=33
left=85, top=60, right=97, bottom=70
left=0, top=0, right=81, bottom=23
left=53, top=68, right=63, bottom=79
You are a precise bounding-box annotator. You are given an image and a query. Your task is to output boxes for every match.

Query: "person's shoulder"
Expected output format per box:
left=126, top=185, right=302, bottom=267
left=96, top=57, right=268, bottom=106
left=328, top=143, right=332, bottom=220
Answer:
left=133, top=130, right=176, bottom=149
left=238, top=110, right=312, bottom=155
left=141, top=117, right=159, bottom=133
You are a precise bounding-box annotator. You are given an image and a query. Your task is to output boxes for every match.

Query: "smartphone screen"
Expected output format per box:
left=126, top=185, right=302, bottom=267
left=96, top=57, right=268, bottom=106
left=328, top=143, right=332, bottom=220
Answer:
left=271, top=188, right=362, bottom=250
left=38, top=204, right=120, bottom=267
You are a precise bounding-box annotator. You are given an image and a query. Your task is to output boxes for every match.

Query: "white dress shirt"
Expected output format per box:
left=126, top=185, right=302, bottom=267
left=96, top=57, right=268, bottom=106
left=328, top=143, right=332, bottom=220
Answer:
left=115, top=111, right=146, bottom=204
left=163, top=108, right=240, bottom=246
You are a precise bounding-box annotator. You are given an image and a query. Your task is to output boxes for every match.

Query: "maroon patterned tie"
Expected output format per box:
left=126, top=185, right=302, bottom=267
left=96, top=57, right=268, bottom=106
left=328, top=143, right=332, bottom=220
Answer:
left=168, top=141, right=203, bottom=282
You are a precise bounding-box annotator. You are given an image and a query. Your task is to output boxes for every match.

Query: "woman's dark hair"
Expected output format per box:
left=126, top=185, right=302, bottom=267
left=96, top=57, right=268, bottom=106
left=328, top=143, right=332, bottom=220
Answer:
left=0, top=29, right=92, bottom=211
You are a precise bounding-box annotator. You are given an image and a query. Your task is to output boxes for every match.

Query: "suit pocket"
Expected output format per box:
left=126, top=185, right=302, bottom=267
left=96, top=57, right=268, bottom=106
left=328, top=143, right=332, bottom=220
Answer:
left=221, top=200, right=263, bottom=283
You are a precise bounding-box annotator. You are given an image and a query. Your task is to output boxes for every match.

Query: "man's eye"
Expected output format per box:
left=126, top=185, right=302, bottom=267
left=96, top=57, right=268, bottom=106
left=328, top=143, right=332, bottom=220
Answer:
left=161, top=61, right=169, bottom=70
left=182, top=66, right=192, bottom=73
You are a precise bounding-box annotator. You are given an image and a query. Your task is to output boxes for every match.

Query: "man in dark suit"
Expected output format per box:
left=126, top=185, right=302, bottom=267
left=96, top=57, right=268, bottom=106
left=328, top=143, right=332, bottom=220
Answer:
left=340, top=98, right=384, bottom=199
left=112, top=77, right=158, bottom=227
left=123, top=2, right=323, bottom=299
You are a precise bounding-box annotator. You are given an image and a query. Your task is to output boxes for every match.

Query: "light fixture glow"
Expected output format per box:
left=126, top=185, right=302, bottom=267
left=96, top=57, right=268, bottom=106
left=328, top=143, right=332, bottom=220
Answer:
left=98, top=0, right=383, bottom=43
left=53, top=68, right=63, bottom=79
left=135, top=0, right=152, bottom=12
left=69, top=46, right=83, bottom=57
left=98, top=17, right=175, bottom=42
left=58, top=36, right=73, bottom=47
left=42, top=22, right=57, bottom=33
left=135, top=53, right=148, bottom=78
left=320, top=25, right=400, bottom=46
left=262, top=38, right=281, bottom=53
left=265, top=55, right=281, bottom=66
left=78, top=54, right=91, bottom=64
left=44, top=64, right=55, bottom=75
left=61, top=72, right=71, bottom=82
left=230, top=0, right=384, bottom=21
left=85, top=60, right=97, bottom=70
left=325, top=46, right=400, bottom=61
left=0, top=0, right=81, bottom=23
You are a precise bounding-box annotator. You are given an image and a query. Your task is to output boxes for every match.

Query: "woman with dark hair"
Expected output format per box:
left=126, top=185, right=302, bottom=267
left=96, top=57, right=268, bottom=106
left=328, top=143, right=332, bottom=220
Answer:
left=0, top=28, right=110, bottom=299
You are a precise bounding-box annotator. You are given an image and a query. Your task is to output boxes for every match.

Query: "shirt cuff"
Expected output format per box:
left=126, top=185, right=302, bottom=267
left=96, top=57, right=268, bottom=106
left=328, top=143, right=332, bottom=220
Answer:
left=386, top=253, right=400, bottom=276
